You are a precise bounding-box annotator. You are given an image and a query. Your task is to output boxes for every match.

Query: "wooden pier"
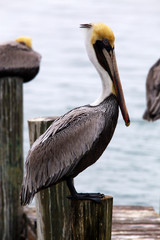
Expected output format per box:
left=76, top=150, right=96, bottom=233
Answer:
left=24, top=205, right=160, bottom=240
left=112, top=206, right=160, bottom=239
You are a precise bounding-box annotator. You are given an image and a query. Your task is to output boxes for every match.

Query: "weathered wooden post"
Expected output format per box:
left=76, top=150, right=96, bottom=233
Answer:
left=28, top=117, right=113, bottom=240
left=28, top=117, right=71, bottom=240
left=0, top=38, right=41, bottom=240
left=69, top=196, right=113, bottom=240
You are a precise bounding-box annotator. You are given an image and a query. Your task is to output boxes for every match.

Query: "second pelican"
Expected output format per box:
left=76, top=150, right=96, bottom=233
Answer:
left=21, top=23, right=130, bottom=205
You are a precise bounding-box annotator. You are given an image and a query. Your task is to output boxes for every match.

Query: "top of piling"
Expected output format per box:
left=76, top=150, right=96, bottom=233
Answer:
left=0, top=39, right=41, bottom=83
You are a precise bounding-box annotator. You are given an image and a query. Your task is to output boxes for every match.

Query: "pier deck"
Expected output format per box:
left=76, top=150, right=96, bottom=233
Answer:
left=24, top=205, right=160, bottom=239
left=112, top=206, right=160, bottom=239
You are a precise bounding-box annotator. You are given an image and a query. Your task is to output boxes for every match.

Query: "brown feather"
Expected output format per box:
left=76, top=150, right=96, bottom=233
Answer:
left=143, top=59, right=160, bottom=121
left=21, top=95, right=118, bottom=205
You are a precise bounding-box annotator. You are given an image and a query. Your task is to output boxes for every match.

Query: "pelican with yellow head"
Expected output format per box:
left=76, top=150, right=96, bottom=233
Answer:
left=0, top=36, right=41, bottom=82
left=21, top=23, right=130, bottom=205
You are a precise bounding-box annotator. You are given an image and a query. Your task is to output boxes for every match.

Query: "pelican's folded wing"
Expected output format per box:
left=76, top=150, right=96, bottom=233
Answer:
left=21, top=106, right=106, bottom=205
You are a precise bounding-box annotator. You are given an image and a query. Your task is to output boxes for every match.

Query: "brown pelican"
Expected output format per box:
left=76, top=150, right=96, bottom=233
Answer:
left=0, top=36, right=41, bottom=82
left=21, top=23, right=130, bottom=205
left=143, top=59, right=160, bottom=121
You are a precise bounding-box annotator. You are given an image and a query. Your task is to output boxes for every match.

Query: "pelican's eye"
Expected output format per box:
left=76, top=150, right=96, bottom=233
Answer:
left=103, top=39, right=113, bottom=52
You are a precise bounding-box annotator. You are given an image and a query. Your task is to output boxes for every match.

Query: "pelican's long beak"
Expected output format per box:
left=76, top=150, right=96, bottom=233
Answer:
left=99, top=45, right=130, bottom=126
left=111, top=51, right=130, bottom=126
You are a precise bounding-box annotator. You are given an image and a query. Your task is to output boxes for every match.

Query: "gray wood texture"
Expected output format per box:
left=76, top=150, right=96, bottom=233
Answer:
left=24, top=205, right=160, bottom=240
left=112, top=206, right=160, bottom=239
left=0, top=77, right=23, bottom=240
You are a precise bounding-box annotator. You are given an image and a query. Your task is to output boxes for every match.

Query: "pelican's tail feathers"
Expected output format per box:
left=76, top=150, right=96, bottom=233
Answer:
left=20, top=184, right=35, bottom=206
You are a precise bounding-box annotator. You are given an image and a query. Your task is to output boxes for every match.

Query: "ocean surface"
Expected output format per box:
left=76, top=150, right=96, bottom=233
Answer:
left=1, top=0, right=160, bottom=212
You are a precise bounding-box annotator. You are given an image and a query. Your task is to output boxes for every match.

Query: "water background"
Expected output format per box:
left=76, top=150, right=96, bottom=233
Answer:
left=1, top=0, right=160, bottom=212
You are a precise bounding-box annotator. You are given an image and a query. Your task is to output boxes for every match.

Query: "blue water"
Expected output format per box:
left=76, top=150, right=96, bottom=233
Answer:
left=1, top=0, right=160, bottom=212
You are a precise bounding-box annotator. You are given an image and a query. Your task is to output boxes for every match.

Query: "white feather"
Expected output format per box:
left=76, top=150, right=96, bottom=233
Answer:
left=83, top=27, right=113, bottom=106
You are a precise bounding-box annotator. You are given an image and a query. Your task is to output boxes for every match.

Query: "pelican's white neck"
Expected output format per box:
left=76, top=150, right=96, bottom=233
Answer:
left=90, top=69, right=113, bottom=106
left=83, top=27, right=113, bottom=106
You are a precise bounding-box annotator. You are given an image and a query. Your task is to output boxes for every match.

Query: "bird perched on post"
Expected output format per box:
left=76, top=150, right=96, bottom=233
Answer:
left=0, top=36, right=41, bottom=82
left=143, top=59, right=160, bottom=121
left=21, top=23, right=130, bottom=205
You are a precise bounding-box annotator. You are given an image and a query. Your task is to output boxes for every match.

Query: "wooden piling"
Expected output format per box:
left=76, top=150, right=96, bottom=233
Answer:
left=28, top=117, right=113, bottom=240
left=69, top=196, right=113, bottom=240
left=0, top=39, right=41, bottom=239
left=0, top=77, right=23, bottom=240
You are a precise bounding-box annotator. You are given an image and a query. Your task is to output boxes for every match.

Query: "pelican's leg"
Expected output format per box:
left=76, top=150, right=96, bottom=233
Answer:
left=66, top=177, right=104, bottom=203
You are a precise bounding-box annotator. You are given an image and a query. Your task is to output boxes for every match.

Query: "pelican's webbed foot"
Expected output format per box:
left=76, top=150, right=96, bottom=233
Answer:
left=67, top=193, right=104, bottom=203
left=66, top=177, right=104, bottom=203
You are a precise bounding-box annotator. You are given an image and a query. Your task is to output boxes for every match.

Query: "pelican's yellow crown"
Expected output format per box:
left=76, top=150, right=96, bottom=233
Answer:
left=16, top=36, right=32, bottom=49
left=91, top=23, right=115, bottom=48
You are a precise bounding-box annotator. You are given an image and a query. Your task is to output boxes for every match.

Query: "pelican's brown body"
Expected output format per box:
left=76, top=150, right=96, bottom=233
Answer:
left=21, top=95, right=118, bottom=205
left=21, top=23, right=130, bottom=205
left=143, top=59, right=160, bottom=121
left=0, top=40, right=41, bottom=82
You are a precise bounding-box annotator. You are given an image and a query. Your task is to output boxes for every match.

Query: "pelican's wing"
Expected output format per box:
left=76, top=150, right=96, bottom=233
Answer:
left=143, top=59, right=160, bottom=121
left=21, top=106, right=106, bottom=205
